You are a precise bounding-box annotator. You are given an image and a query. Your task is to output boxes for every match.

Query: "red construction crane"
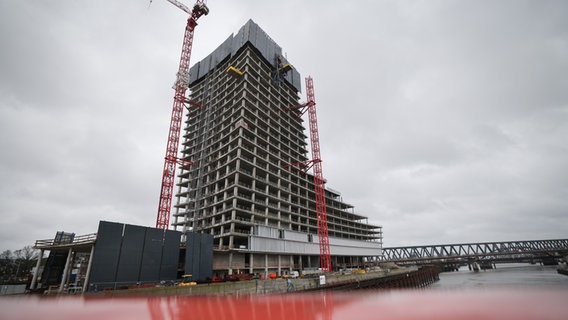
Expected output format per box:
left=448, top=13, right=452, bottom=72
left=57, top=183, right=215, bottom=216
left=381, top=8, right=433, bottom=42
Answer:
left=284, top=77, right=332, bottom=272
left=305, top=77, right=332, bottom=272
left=156, top=0, right=209, bottom=229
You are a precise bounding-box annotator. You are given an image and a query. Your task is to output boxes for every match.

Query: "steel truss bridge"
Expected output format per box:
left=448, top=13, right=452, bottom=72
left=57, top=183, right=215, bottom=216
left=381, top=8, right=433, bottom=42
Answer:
left=380, top=239, right=568, bottom=265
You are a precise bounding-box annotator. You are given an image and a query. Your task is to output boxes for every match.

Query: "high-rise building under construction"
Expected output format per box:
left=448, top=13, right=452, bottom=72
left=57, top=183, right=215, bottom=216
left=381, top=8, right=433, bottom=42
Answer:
left=173, top=20, right=382, bottom=276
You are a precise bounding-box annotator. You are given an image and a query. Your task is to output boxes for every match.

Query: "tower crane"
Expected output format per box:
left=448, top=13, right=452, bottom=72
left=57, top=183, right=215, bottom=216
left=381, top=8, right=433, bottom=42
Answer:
left=156, top=0, right=209, bottom=229
left=284, top=77, right=332, bottom=272
left=305, top=77, right=332, bottom=272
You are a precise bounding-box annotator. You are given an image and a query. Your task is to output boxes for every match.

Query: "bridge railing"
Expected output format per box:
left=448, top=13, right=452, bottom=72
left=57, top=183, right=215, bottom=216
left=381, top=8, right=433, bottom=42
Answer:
left=380, top=239, right=568, bottom=262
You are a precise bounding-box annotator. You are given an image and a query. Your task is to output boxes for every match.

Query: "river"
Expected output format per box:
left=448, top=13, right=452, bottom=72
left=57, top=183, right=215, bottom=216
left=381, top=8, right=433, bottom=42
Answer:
left=1, top=263, right=567, bottom=319
left=429, top=263, right=568, bottom=290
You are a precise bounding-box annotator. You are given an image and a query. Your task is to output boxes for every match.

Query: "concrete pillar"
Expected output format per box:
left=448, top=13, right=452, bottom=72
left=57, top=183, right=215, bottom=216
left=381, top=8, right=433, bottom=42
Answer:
left=264, top=254, right=268, bottom=277
left=249, top=253, right=254, bottom=274
left=229, top=233, right=235, bottom=249
left=228, top=252, right=234, bottom=275
left=59, top=248, right=73, bottom=293
left=82, top=245, right=95, bottom=293
left=289, top=256, right=293, bottom=273
left=277, top=255, right=281, bottom=276
left=30, top=249, right=44, bottom=290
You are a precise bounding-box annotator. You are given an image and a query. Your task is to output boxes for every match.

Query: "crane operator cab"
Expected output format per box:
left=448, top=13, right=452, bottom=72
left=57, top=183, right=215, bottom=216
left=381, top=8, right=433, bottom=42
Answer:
left=194, top=3, right=209, bottom=16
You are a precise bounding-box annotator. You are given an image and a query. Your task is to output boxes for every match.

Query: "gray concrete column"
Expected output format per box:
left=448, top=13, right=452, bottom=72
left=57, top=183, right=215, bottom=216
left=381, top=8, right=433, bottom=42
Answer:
left=30, top=249, right=44, bottom=290
left=59, top=248, right=73, bottom=293
left=249, top=253, right=254, bottom=274
left=277, top=255, right=281, bottom=276
left=228, top=235, right=234, bottom=249
left=82, top=245, right=95, bottom=293
left=264, top=254, right=268, bottom=277
left=228, top=252, right=234, bottom=275
left=218, top=236, right=224, bottom=249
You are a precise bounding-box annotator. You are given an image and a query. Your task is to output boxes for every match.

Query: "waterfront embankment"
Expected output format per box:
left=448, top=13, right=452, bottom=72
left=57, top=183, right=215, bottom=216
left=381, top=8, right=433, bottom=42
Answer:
left=96, top=265, right=439, bottom=296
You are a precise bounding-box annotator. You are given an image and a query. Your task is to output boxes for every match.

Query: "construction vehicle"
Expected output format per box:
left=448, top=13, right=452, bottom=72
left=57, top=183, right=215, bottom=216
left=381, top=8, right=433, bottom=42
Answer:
left=178, top=274, right=197, bottom=286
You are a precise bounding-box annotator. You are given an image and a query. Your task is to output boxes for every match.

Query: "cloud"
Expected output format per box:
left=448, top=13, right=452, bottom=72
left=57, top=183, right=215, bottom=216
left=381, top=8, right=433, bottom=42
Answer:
left=1, top=0, right=567, bottom=251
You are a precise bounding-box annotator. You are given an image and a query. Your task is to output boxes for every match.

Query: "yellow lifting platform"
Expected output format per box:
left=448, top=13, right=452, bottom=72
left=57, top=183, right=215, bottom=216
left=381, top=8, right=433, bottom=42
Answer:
left=278, top=63, right=292, bottom=73
left=226, top=66, right=244, bottom=77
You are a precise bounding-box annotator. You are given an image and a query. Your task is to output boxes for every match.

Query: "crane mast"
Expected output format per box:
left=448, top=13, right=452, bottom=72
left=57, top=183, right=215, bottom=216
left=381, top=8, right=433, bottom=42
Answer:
left=156, top=0, right=209, bottom=229
left=305, top=77, right=332, bottom=272
left=283, top=77, right=332, bottom=272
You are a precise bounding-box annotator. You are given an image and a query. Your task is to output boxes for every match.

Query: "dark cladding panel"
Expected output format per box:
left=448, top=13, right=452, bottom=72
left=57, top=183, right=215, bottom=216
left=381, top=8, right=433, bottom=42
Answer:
left=185, top=232, right=198, bottom=279
left=198, top=54, right=212, bottom=79
left=115, top=224, right=145, bottom=283
left=160, top=229, right=181, bottom=280
left=200, top=233, right=213, bottom=280
left=189, top=61, right=200, bottom=84
left=249, top=20, right=258, bottom=48
left=212, top=35, right=232, bottom=66
left=185, top=232, right=213, bottom=281
left=87, top=222, right=184, bottom=291
left=189, top=19, right=302, bottom=92
left=89, top=221, right=123, bottom=286
left=139, top=227, right=164, bottom=281
left=286, top=68, right=302, bottom=93
left=231, top=26, right=245, bottom=56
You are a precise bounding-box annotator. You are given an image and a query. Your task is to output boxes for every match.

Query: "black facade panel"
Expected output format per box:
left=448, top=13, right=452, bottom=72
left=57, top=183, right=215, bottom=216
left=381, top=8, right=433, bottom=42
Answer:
left=188, top=20, right=302, bottom=92
left=192, top=235, right=202, bottom=279
left=89, top=221, right=123, bottom=286
left=160, top=230, right=181, bottom=281
left=115, top=224, right=145, bottom=283
left=186, top=232, right=201, bottom=279
left=139, top=227, right=163, bottom=281
left=199, top=233, right=213, bottom=280
left=87, top=221, right=185, bottom=291
left=185, top=232, right=196, bottom=276
left=185, top=232, right=213, bottom=281
left=41, top=251, right=68, bottom=286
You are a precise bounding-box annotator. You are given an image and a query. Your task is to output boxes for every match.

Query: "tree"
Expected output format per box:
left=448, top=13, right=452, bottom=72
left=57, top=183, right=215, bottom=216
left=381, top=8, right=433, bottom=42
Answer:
left=0, top=250, right=15, bottom=282
left=0, top=250, right=12, bottom=260
left=0, top=246, right=39, bottom=283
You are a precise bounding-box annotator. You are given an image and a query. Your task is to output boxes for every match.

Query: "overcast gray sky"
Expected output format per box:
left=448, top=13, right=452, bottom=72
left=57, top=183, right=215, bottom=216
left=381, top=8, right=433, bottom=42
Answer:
left=1, top=0, right=567, bottom=251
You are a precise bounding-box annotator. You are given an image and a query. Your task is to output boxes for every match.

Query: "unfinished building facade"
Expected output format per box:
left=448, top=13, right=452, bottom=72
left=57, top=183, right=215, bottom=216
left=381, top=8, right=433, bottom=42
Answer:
left=172, top=20, right=382, bottom=277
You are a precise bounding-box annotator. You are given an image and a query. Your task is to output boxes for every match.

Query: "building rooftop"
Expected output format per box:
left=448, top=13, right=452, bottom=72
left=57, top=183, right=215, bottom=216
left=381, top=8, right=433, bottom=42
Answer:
left=189, top=19, right=302, bottom=92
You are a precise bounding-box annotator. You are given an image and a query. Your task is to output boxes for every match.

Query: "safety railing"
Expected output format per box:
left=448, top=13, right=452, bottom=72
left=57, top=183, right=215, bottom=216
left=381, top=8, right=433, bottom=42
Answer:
left=34, top=233, right=97, bottom=248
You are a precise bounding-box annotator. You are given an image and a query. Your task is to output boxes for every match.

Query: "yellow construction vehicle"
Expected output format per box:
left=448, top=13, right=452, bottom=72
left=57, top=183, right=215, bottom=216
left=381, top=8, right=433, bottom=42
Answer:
left=178, top=274, right=197, bottom=286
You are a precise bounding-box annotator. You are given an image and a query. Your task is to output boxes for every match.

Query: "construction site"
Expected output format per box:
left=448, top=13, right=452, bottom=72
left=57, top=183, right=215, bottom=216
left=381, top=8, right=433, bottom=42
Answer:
left=29, top=1, right=383, bottom=294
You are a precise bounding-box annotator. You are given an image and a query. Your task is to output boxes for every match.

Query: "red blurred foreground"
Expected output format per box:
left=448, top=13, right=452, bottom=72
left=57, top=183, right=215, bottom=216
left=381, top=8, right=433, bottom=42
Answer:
left=1, top=289, right=567, bottom=320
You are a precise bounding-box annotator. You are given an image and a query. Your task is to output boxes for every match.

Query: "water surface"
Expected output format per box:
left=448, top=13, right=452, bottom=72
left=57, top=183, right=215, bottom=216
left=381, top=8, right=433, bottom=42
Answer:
left=429, top=263, right=568, bottom=290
